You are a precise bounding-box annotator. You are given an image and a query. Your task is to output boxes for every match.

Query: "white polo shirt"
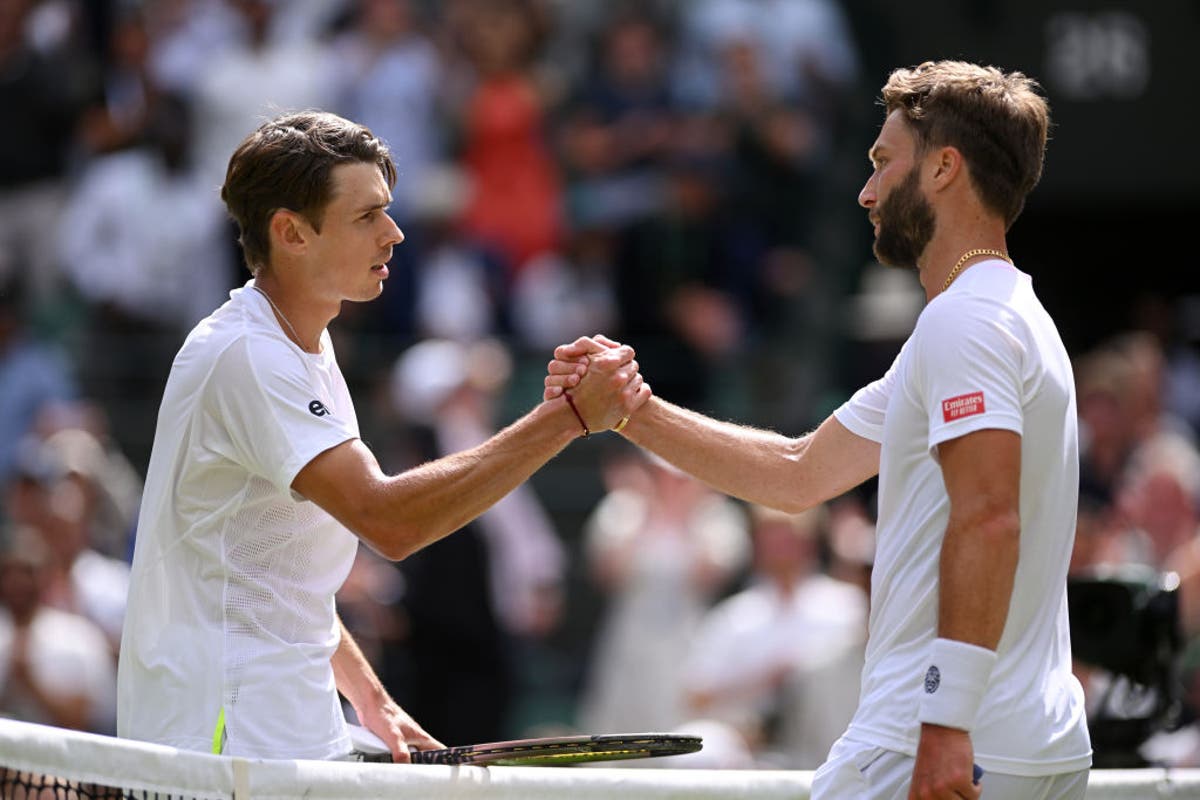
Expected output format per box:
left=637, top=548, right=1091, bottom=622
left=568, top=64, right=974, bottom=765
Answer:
left=118, top=283, right=360, bottom=760
left=833, top=260, right=1091, bottom=775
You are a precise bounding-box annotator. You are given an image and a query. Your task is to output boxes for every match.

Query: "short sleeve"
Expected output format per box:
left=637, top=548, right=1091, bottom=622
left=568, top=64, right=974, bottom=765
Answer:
left=915, top=297, right=1026, bottom=452
left=205, top=338, right=358, bottom=494
left=833, top=344, right=906, bottom=444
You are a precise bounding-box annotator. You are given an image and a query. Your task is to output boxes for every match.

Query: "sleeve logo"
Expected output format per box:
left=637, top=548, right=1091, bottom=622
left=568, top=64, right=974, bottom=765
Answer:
left=308, top=400, right=331, bottom=417
left=942, top=391, right=985, bottom=423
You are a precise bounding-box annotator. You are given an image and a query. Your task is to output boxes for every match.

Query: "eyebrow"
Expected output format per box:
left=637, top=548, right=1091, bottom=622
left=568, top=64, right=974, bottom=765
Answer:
left=352, top=196, right=392, bottom=215
left=867, top=144, right=885, bottom=164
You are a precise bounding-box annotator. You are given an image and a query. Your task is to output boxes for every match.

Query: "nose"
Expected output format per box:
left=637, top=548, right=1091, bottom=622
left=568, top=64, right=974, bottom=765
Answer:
left=858, top=174, right=877, bottom=209
left=385, top=213, right=404, bottom=246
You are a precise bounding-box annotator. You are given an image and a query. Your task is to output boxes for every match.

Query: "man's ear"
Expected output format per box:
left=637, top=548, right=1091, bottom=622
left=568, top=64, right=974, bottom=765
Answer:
left=268, top=209, right=312, bottom=257
left=929, top=145, right=964, bottom=191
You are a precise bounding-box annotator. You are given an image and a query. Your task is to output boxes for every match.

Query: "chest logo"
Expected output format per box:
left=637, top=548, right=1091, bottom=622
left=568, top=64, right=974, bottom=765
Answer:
left=309, top=400, right=331, bottom=417
left=942, top=391, right=985, bottom=423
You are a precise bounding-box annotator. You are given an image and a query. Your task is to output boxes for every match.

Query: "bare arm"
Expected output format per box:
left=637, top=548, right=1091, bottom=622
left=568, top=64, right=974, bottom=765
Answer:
left=331, top=616, right=442, bottom=762
left=911, top=428, right=1021, bottom=800
left=545, top=337, right=879, bottom=512
left=294, top=343, right=648, bottom=560
left=616, top=397, right=880, bottom=514
left=936, top=428, right=1021, bottom=647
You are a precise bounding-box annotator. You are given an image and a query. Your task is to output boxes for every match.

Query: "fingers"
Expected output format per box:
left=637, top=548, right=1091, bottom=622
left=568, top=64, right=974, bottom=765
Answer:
left=396, top=728, right=445, bottom=764
left=554, top=334, right=628, bottom=361
left=592, top=333, right=623, bottom=349
left=555, top=336, right=606, bottom=361
left=588, top=344, right=636, bottom=370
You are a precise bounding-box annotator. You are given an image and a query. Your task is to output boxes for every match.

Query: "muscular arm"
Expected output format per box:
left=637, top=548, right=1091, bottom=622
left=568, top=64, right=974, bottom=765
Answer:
left=616, top=397, right=880, bottom=514
left=295, top=344, right=647, bottom=560
left=936, top=428, right=1021, bottom=647
left=911, top=428, right=1021, bottom=800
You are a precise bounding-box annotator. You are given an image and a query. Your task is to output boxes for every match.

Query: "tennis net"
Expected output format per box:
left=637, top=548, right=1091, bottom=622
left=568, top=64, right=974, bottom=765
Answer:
left=7, top=717, right=1200, bottom=799
left=0, top=717, right=814, bottom=800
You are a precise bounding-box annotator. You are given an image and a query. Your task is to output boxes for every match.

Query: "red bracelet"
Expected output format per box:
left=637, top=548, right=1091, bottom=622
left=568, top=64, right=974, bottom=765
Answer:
left=562, top=392, right=590, bottom=438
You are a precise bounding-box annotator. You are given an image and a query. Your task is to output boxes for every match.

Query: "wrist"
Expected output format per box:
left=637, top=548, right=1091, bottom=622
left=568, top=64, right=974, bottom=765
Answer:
left=562, top=391, right=590, bottom=438
left=917, top=638, right=997, bottom=732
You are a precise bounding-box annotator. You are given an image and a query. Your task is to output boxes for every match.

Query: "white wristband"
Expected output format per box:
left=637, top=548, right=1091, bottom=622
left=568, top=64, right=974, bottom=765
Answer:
left=917, top=638, right=997, bottom=732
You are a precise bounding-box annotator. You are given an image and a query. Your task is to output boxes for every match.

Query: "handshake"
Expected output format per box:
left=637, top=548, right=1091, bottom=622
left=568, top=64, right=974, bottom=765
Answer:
left=542, top=334, right=652, bottom=437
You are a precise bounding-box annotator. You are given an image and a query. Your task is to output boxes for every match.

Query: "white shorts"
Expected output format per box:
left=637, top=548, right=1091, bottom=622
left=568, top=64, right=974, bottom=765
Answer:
left=811, top=736, right=1088, bottom=800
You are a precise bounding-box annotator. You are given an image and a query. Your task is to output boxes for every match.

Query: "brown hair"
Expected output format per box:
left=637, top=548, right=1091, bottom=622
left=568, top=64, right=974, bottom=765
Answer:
left=881, top=60, right=1050, bottom=228
left=220, top=110, right=397, bottom=272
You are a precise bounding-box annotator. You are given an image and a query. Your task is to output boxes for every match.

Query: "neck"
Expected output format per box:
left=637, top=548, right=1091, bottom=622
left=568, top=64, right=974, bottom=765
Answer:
left=918, top=235, right=1010, bottom=301
left=252, top=272, right=332, bottom=354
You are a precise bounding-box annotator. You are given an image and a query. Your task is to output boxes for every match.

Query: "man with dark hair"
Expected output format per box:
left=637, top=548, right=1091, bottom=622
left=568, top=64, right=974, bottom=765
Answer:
left=548, top=61, right=1091, bottom=798
left=117, top=111, right=649, bottom=761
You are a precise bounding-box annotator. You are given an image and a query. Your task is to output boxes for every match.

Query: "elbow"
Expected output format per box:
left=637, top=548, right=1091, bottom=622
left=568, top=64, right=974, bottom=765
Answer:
left=368, top=525, right=426, bottom=562
left=974, top=511, right=1022, bottom=556
left=775, top=495, right=818, bottom=516
left=352, top=512, right=426, bottom=562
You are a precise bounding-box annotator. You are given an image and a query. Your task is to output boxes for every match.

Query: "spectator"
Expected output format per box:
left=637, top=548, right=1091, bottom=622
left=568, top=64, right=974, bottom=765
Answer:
left=332, top=0, right=444, bottom=222
left=613, top=151, right=765, bottom=409
left=0, top=278, right=77, bottom=488
left=0, top=529, right=116, bottom=733
left=671, top=0, right=859, bottom=117
left=58, top=92, right=227, bottom=335
left=380, top=337, right=568, bottom=743
left=558, top=10, right=675, bottom=230
left=0, top=0, right=95, bottom=308
left=5, top=435, right=130, bottom=653
left=683, top=504, right=866, bottom=767
left=578, top=449, right=748, bottom=733
left=452, top=0, right=564, bottom=277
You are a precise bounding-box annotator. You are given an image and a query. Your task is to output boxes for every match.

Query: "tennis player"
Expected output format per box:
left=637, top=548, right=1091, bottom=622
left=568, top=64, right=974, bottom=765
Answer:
left=116, top=110, right=649, bottom=762
left=547, top=61, right=1091, bottom=798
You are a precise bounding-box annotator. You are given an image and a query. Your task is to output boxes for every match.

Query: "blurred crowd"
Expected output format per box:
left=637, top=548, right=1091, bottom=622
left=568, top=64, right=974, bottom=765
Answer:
left=1, top=0, right=1199, bottom=772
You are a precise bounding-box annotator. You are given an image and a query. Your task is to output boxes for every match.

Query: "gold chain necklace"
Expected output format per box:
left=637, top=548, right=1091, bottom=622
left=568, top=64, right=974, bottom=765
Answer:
left=252, top=285, right=312, bottom=351
left=942, top=248, right=1012, bottom=292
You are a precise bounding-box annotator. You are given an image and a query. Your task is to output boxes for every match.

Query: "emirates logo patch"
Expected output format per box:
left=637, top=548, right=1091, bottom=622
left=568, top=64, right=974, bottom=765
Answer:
left=942, top=391, right=985, bottom=423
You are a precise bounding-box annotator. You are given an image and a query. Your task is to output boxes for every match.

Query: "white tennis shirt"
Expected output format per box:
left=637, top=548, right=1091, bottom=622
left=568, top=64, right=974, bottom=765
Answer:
left=118, top=283, right=360, bottom=759
left=833, top=260, right=1092, bottom=775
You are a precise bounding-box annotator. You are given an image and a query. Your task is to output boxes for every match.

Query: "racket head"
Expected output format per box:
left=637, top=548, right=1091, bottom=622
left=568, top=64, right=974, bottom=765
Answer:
left=409, top=732, right=703, bottom=766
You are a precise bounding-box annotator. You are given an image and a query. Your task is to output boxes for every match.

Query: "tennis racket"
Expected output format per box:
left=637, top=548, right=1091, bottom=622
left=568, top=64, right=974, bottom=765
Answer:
left=358, top=732, right=702, bottom=766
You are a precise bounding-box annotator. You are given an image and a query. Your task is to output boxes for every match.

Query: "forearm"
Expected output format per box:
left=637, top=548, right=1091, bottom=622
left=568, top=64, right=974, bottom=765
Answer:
left=620, top=397, right=876, bottom=513
left=332, top=617, right=388, bottom=718
left=937, top=510, right=1020, bottom=648
left=374, top=399, right=579, bottom=556
left=302, top=398, right=581, bottom=560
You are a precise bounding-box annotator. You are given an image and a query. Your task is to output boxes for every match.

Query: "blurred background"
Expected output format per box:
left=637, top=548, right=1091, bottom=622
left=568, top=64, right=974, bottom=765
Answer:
left=0, top=0, right=1197, bottom=772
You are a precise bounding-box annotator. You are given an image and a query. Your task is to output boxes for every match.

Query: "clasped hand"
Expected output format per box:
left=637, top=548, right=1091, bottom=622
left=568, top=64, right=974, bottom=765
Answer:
left=544, top=335, right=651, bottom=432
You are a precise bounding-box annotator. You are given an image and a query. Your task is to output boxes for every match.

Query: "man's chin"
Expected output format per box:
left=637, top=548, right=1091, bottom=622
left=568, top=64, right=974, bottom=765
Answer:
left=872, top=242, right=918, bottom=271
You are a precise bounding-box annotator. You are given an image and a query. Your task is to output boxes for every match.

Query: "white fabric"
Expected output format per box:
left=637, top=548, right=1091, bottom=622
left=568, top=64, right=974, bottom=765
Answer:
left=833, top=260, right=1091, bottom=775
left=118, top=283, right=361, bottom=760
left=812, top=735, right=1088, bottom=799
left=917, top=638, right=997, bottom=731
